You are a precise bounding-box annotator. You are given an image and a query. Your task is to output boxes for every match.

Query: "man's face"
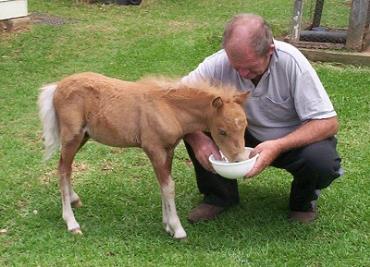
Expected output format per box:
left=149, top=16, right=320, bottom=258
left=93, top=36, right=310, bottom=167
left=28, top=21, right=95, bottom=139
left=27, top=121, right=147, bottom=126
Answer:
left=226, top=44, right=274, bottom=80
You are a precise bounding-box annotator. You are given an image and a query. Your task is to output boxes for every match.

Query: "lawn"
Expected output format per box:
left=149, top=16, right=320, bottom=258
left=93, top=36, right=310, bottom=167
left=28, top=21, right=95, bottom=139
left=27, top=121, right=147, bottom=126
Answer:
left=0, top=0, right=369, bottom=266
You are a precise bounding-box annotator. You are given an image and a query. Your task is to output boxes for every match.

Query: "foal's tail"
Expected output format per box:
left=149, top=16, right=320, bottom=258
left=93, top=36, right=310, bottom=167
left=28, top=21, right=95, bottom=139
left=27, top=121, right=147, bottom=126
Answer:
left=38, top=84, right=60, bottom=161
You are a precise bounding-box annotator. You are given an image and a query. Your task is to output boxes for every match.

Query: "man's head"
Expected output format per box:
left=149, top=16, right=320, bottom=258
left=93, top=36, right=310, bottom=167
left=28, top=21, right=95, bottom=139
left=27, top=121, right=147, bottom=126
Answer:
left=222, top=14, right=274, bottom=79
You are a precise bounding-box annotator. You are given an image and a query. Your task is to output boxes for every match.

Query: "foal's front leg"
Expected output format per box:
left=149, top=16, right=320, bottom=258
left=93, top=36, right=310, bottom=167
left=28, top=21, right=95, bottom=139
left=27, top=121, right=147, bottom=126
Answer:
left=146, top=148, right=186, bottom=239
left=160, top=178, right=186, bottom=239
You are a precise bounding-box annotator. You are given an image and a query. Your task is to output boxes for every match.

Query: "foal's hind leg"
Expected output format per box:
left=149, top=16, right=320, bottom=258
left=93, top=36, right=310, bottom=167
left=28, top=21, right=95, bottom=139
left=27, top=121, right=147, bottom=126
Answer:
left=58, top=130, right=87, bottom=234
left=70, top=134, right=89, bottom=208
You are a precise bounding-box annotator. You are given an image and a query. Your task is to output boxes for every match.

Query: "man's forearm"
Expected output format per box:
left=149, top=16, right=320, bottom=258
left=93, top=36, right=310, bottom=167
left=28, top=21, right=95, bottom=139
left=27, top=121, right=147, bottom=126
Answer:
left=184, top=131, right=205, bottom=146
left=275, top=117, right=339, bottom=152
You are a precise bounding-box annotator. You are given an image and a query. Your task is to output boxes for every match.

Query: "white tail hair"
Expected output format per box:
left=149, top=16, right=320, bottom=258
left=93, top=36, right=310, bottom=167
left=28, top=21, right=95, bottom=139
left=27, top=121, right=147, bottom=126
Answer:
left=38, top=84, right=59, bottom=160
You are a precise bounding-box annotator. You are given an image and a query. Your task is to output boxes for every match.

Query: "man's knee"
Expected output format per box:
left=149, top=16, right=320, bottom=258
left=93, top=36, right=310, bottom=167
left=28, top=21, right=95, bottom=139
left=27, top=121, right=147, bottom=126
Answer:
left=300, top=138, right=342, bottom=188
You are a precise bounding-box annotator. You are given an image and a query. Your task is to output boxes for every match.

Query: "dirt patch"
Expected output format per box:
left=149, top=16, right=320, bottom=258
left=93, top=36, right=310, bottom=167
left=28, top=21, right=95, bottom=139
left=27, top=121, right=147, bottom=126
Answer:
left=30, top=12, right=79, bottom=26
left=0, top=13, right=78, bottom=33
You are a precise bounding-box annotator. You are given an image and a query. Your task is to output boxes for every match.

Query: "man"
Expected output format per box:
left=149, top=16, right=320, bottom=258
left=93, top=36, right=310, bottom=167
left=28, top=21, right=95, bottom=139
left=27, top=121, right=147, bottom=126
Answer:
left=182, top=13, right=343, bottom=224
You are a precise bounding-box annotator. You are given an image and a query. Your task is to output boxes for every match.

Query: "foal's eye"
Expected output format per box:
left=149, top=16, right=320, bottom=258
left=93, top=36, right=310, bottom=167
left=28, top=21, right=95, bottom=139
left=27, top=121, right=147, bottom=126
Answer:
left=219, top=129, right=227, bottom=136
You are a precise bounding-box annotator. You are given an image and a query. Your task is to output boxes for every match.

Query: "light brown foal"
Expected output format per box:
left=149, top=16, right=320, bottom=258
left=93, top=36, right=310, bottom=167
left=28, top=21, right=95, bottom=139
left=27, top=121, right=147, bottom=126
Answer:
left=38, top=72, right=249, bottom=239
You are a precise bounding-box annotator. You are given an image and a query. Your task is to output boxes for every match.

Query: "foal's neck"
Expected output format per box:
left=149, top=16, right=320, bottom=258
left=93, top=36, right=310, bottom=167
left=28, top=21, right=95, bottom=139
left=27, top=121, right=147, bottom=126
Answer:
left=162, top=88, right=214, bottom=133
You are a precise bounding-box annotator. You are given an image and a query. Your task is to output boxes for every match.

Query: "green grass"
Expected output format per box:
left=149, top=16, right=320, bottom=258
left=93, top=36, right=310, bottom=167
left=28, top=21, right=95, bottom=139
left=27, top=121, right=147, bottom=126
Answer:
left=0, top=0, right=369, bottom=266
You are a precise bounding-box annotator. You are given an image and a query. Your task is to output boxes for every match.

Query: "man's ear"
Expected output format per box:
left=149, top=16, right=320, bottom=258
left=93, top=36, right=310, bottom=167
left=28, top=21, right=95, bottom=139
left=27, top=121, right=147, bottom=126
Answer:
left=268, top=43, right=275, bottom=56
left=212, top=96, right=224, bottom=110
left=233, top=91, right=250, bottom=105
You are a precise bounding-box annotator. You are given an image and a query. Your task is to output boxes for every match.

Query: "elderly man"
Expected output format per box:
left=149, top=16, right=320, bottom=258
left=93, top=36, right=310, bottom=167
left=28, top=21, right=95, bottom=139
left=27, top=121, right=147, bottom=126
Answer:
left=182, top=13, right=343, bottom=223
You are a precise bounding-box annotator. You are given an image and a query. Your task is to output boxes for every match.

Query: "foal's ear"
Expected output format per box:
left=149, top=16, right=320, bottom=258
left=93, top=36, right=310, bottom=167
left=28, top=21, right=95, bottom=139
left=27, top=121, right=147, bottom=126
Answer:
left=212, top=96, right=224, bottom=110
left=233, top=91, right=250, bottom=105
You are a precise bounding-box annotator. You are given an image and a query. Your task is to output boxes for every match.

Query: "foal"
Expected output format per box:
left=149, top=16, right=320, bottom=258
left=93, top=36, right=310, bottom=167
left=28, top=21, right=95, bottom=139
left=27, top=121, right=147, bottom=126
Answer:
left=38, top=72, right=249, bottom=239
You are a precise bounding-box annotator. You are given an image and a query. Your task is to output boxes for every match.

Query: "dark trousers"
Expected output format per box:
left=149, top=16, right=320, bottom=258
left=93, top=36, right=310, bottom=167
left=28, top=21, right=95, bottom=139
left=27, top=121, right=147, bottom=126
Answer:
left=184, top=131, right=342, bottom=212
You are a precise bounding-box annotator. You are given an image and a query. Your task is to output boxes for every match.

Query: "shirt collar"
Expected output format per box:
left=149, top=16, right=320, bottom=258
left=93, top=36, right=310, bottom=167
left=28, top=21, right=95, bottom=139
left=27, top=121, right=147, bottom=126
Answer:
left=266, top=39, right=279, bottom=74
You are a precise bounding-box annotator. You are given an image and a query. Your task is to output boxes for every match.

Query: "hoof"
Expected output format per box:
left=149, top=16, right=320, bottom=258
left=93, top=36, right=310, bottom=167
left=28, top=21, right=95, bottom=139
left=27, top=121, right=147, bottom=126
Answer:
left=173, top=229, right=187, bottom=240
left=70, top=228, right=83, bottom=235
left=71, top=199, right=83, bottom=208
left=163, top=223, right=187, bottom=239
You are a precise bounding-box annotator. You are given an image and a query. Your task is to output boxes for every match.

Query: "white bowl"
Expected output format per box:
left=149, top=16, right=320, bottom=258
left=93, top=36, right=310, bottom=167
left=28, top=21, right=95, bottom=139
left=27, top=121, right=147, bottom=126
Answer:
left=208, top=147, right=259, bottom=179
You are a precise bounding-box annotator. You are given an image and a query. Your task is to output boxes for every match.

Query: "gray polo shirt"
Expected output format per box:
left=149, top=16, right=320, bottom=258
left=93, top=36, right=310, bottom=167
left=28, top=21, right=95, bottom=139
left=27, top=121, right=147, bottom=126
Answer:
left=182, top=40, right=337, bottom=141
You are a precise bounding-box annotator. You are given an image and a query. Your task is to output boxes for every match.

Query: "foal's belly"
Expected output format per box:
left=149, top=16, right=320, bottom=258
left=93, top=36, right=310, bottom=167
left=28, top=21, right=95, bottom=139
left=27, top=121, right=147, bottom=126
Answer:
left=85, top=123, right=140, bottom=148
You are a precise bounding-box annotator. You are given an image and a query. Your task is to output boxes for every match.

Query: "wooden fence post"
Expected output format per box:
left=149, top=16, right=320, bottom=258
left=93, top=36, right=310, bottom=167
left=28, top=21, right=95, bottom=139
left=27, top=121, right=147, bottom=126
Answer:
left=345, top=0, right=370, bottom=51
left=290, top=0, right=304, bottom=42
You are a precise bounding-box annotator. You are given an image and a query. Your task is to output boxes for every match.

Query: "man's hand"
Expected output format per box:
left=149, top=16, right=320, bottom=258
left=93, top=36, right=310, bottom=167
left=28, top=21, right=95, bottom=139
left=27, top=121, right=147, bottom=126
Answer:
left=184, top=132, right=221, bottom=172
left=245, top=139, right=283, bottom=178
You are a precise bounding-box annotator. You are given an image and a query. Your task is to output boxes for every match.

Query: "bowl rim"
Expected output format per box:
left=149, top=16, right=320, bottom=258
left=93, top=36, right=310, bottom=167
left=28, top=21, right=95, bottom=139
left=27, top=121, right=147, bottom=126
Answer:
left=208, top=147, right=259, bottom=166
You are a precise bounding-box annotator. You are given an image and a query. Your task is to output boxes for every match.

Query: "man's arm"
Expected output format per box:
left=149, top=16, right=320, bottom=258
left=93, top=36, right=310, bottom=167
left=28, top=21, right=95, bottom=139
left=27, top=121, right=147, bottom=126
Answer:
left=184, top=131, right=222, bottom=172
left=246, top=116, right=339, bottom=177
left=275, top=116, right=338, bottom=151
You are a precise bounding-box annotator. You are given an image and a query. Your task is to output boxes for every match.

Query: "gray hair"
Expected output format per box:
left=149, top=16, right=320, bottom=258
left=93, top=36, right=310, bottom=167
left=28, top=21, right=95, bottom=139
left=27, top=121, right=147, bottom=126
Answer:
left=222, top=14, right=273, bottom=56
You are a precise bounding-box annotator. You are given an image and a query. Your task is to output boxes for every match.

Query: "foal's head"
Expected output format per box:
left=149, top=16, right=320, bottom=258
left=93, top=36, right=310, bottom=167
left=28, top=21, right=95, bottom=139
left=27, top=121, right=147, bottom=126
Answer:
left=209, top=90, right=250, bottom=162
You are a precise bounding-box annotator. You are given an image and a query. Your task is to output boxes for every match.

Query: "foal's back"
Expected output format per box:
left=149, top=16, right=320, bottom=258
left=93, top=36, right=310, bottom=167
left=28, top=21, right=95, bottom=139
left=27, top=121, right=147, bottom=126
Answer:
left=55, top=72, right=159, bottom=103
left=54, top=72, right=164, bottom=147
